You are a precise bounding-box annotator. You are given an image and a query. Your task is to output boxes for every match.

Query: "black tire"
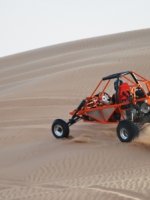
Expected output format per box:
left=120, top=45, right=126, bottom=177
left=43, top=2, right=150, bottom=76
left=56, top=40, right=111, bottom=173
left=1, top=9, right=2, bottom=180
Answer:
left=52, top=119, right=69, bottom=139
left=117, top=120, right=139, bottom=142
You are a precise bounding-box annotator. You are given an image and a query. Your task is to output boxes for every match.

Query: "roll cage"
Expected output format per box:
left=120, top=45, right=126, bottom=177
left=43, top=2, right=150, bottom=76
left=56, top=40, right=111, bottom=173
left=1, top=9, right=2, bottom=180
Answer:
left=70, top=71, right=150, bottom=124
left=91, top=71, right=150, bottom=99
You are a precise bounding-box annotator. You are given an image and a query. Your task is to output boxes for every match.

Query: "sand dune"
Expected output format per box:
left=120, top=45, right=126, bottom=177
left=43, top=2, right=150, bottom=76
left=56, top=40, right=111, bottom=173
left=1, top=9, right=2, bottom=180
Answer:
left=0, top=29, right=150, bottom=199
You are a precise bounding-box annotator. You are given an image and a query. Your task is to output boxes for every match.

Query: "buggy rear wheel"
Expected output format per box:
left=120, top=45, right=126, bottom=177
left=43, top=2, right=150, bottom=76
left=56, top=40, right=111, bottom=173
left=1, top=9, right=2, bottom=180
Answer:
left=117, top=120, right=139, bottom=142
left=52, top=119, right=69, bottom=138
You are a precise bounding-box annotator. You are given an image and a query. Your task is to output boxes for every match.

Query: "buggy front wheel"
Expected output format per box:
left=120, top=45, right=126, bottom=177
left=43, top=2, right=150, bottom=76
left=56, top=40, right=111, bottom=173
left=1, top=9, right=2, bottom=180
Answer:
left=52, top=119, right=69, bottom=138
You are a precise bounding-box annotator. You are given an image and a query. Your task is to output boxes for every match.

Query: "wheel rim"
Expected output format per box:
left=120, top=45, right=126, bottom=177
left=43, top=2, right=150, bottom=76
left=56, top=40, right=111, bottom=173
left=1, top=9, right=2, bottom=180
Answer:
left=120, top=128, right=129, bottom=140
left=54, top=124, right=63, bottom=137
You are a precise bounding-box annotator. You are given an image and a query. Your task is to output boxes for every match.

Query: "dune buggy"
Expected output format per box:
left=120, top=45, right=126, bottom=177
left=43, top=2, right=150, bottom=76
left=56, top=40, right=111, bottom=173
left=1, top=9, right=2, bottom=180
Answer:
left=51, top=71, right=150, bottom=142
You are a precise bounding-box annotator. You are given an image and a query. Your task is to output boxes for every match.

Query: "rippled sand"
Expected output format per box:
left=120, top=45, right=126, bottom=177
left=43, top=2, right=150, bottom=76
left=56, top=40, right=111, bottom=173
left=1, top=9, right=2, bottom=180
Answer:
left=0, top=29, right=150, bottom=200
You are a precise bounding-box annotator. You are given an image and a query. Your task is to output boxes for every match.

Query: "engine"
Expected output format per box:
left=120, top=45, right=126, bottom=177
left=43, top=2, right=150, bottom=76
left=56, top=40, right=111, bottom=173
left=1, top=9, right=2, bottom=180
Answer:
left=126, top=102, right=150, bottom=123
left=140, top=102, right=150, bottom=114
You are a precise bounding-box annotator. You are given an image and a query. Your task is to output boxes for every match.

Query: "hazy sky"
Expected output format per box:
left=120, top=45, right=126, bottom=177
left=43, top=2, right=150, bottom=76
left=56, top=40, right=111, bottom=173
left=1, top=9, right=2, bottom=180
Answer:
left=0, top=0, right=150, bottom=57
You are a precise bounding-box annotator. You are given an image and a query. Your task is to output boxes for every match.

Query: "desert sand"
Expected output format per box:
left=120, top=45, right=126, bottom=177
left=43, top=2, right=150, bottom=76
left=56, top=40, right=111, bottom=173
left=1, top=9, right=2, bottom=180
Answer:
left=0, top=29, right=150, bottom=200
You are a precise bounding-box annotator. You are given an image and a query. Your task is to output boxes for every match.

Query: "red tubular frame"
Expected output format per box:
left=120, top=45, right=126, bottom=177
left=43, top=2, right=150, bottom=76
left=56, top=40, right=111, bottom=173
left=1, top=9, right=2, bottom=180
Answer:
left=70, top=71, right=150, bottom=124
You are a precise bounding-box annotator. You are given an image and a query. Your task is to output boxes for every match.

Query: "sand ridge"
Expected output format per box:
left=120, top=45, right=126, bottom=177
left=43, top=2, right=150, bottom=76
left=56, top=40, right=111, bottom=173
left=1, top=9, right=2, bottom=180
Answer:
left=0, top=29, right=150, bottom=199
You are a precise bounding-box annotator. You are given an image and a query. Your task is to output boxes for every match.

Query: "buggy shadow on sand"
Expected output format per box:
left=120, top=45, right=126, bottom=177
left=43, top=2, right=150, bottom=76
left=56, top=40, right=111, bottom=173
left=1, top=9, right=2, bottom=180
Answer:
left=52, top=71, right=150, bottom=142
